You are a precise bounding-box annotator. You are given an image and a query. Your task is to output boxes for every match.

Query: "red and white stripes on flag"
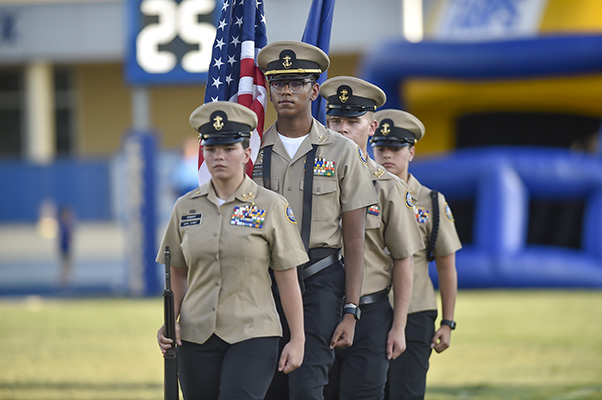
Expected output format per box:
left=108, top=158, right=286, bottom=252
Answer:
left=200, top=0, right=268, bottom=185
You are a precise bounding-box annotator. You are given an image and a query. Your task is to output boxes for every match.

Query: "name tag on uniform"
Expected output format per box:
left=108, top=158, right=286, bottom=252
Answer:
left=181, top=213, right=202, bottom=226
left=314, top=155, right=335, bottom=176
left=231, top=205, right=266, bottom=228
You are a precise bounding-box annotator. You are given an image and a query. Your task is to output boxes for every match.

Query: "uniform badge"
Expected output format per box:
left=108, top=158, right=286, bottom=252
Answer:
left=252, top=151, right=264, bottom=178
left=285, top=204, right=297, bottom=224
left=404, top=191, right=414, bottom=209
left=314, top=155, right=335, bottom=176
left=375, top=168, right=385, bottom=178
left=241, top=191, right=255, bottom=201
left=231, top=204, right=265, bottom=228
left=415, top=207, right=429, bottom=224
left=367, top=205, right=380, bottom=216
left=445, top=203, right=455, bottom=221
left=357, top=147, right=367, bottom=166
left=181, top=213, right=202, bottom=227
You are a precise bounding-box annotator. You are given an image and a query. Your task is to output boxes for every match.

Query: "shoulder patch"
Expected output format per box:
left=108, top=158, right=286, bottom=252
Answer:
left=357, top=147, right=367, bottom=166
left=404, top=191, right=414, bottom=209
left=285, top=203, right=297, bottom=224
left=445, top=203, right=455, bottom=221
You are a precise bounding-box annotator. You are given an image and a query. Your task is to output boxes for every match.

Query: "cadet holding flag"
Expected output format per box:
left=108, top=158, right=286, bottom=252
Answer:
left=156, top=102, right=307, bottom=400
left=371, top=109, right=462, bottom=400
left=320, top=77, right=424, bottom=400
left=254, top=42, right=378, bottom=400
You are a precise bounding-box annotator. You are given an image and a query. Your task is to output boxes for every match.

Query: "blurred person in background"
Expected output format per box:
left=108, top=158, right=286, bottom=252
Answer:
left=371, top=109, right=462, bottom=400
left=320, top=76, right=423, bottom=400
left=171, top=136, right=200, bottom=197
left=156, top=101, right=307, bottom=400
left=58, top=205, right=75, bottom=288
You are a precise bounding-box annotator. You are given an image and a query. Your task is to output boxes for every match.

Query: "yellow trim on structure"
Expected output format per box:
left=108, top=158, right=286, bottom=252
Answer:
left=404, top=75, right=602, bottom=154
left=540, top=0, right=602, bottom=33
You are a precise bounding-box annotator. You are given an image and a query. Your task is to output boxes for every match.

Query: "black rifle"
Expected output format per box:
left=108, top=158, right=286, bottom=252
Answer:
left=163, top=246, right=179, bottom=400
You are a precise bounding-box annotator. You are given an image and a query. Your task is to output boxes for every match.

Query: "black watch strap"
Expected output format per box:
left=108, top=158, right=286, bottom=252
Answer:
left=343, top=303, right=361, bottom=321
left=441, top=319, right=456, bottom=330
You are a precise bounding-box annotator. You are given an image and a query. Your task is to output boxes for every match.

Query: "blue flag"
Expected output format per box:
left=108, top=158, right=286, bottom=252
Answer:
left=302, top=0, right=336, bottom=124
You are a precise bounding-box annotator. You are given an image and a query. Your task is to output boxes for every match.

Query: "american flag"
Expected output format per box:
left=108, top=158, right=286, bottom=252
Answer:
left=199, top=0, right=268, bottom=185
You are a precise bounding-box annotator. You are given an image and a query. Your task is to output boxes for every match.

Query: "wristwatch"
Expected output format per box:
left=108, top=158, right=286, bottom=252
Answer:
left=441, top=319, right=456, bottom=330
left=343, top=303, right=361, bottom=321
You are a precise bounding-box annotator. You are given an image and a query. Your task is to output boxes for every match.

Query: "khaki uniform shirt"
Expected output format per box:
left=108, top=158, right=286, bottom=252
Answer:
left=361, top=157, right=425, bottom=296
left=405, top=173, right=462, bottom=313
left=156, top=176, right=309, bottom=345
left=252, top=118, right=378, bottom=249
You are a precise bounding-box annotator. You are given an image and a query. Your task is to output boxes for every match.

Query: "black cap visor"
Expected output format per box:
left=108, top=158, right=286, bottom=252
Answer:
left=370, top=137, right=413, bottom=148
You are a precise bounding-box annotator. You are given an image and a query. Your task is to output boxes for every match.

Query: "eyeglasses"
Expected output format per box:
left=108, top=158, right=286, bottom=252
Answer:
left=269, top=80, right=313, bottom=94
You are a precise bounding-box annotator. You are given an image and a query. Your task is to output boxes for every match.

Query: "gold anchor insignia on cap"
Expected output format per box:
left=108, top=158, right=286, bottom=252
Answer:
left=213, top=115, right=224, bottom=130
left=282, top=55, right=292, bottom=69
left=241, top=191, right=255, bottom=201
left=381, top=123, right=391, bottom=136
left=339, top=89, right=349, bottom=103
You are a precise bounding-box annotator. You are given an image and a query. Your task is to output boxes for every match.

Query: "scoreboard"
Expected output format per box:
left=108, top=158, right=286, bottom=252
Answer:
left=126, top=0, right=220, bottom=85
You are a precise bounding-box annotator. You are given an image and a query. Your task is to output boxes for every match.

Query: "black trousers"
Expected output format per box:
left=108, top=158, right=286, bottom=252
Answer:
left=177, top=334, right=279, bottom=400
left=386, top=310, right=437, bottom=400
left=325, top=298, right=393, bottom=400
left=265, top=260, right=345, bottom=400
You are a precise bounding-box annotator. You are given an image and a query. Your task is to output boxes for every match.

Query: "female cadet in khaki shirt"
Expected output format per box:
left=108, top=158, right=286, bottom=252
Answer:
left=156, top=101, right=308, bottom=400
left=372, top=109, right=462, bottom=400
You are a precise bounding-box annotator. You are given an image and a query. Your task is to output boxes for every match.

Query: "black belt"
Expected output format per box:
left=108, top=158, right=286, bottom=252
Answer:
left=300, top=249, right=341, bottom=281
left=359, top=286, right=391, bottom=306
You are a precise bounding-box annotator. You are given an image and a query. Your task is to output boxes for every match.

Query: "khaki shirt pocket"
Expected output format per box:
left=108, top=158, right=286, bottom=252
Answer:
left=180, top=222, right=205, bottom=267
left=300, top=177, right=339, bottom=221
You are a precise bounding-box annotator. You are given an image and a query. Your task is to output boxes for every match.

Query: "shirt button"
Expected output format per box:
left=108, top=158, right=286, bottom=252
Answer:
left=287, top=187, right=292, bottom=191
left=316, top=187, right=321, bottom=192
left=212, top=307, right=216, bottom=311
left=213, top=233, right=217, bottom=237
left=215, top=281, right=220, bottom=286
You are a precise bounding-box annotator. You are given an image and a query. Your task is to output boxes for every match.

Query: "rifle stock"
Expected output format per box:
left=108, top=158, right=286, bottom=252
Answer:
left=163, top=246, right=179, bottom=400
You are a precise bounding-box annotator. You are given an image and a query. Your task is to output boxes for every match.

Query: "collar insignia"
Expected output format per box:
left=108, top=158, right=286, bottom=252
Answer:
left=241, top=191, right=255, bottom=201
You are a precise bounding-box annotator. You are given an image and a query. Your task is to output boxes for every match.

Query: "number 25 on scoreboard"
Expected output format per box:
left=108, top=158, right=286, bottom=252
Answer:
left=127, top=0, right=219, bottom=85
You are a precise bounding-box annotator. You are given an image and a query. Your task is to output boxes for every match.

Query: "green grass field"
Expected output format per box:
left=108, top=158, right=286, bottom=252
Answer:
left=1, top=290, right=601, bottom=399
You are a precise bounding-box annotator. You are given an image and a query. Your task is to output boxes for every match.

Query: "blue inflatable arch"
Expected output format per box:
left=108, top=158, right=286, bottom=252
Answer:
left=360, top=35, right=602, bottom=288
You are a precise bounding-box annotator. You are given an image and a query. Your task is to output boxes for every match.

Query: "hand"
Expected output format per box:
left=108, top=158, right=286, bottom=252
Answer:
left=278, top=338, right=305, bottom=374
left=386, top=325, right=406, bottom=360
left=329, top=314, right=356, bottom=349
left=430, top=325, right=451, bottom=353
left=157, top=323, right=181, bottom=354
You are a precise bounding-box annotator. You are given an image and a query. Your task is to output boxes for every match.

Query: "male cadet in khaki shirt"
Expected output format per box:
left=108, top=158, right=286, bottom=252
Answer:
left=320, top=76, right=424, bottom=400
left=254, top=41, right=378, bottom=400
left=371, top=110, right=462, bottom=400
